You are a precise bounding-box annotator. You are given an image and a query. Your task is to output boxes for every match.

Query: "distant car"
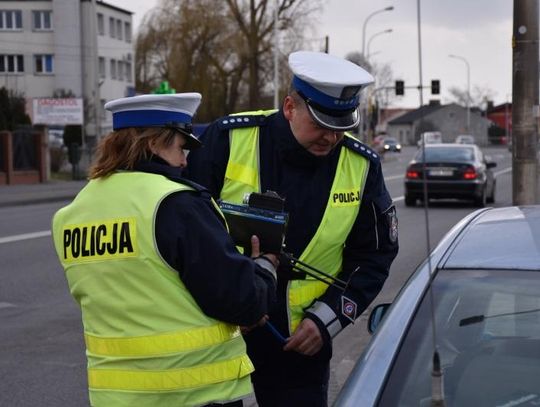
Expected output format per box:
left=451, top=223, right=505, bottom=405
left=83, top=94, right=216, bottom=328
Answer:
left=335, top=205, right=540, bottom=407
left=48, top=127, right=64, bottom=148
left=382, top=137, right=401, bottom=153
left=455, top=134, right=475, bottom=144
left=404, top=144, right=496, bottom=207
left=417, top=131, right=442, bottom=147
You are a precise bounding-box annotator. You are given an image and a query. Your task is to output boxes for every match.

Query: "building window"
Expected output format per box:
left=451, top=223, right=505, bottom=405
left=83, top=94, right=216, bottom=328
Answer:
left=34, top=54, right=54, bottom=74
left=33, top=10, right=53, bottom=31
left=109, top=17, right=115, bottom=38
left=110, top=59, right=117, bottom=79
left=124, top=22, right=131, bottom=43
left=100, top=99, right=107, bottom=120
left=99, top=57, right=105, bottom=78
left=118, top=61, right=125, bottom=81
left=116, top=19, right=123, bottom=40
left=97, top=13, right=104, bottom=35
left=125, top=62, right=132, bottom=82
left=0, top=10, right=22, bottom=30
left=0, top=54, right=24, bottom=73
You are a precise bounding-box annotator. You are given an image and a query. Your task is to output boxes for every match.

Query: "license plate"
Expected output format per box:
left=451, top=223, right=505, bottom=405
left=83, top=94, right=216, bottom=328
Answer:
left=429, top=169, right=453, bottom=176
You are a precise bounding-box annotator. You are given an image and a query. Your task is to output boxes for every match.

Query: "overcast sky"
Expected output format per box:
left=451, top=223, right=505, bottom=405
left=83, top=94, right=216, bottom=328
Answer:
left=109, top=0, right=513, bottom=109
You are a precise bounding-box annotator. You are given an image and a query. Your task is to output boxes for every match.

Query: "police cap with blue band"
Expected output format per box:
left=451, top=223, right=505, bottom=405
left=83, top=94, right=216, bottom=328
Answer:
left=288, top=51, right=374, bottom=131
left=104, top=93, right=203, bottom=149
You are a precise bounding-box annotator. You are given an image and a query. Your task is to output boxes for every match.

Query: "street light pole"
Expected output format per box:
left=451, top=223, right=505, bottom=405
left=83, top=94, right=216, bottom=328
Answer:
left=367, top=29, right=392, bottom=59
left=448, top=54, right=471, bottom=132
left=273, top=0, right=279, bottom=109
left=362, top=6, right=394, bottom=57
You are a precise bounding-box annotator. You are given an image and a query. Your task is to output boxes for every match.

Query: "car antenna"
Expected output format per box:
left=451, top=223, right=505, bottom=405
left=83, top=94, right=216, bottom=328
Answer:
left=419, top=136, right=446, bottom=407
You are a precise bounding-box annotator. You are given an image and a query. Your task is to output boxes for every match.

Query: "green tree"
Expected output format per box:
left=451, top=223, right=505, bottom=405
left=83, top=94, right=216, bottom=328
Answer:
left=0, top=87, right=31, bottom=131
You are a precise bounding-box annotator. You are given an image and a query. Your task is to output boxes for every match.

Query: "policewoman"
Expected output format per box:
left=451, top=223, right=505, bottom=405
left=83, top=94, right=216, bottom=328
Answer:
left=51, top=93, right=278, bottom=407
left=185, top=52, right=399, bottom=406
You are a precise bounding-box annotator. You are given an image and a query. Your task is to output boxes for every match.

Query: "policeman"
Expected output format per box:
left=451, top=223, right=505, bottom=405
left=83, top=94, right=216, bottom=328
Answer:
left=51, top=93, right=278, bottom=407
left=184, top=51, right=399, bottom=406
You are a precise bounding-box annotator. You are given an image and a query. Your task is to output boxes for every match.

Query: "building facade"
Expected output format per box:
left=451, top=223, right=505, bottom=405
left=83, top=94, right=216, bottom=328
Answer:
left=0, top=0, right=134, bottom=143
left=387, top=102, right=493, bottom=146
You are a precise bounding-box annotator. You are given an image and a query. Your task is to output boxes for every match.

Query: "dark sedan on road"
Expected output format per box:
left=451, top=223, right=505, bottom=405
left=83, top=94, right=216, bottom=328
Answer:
left=404, top=144, right=496, bottom=207
left=335, top=205, right=540, bottom=407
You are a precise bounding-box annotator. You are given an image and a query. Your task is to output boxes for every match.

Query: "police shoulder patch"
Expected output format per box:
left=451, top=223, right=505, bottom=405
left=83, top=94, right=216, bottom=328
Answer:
left=342, top=136, right=380, bottom=163
left=217, top=114, right=269, bottom=130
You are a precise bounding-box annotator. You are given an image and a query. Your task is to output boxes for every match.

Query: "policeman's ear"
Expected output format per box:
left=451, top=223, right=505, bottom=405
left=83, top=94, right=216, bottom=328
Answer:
left=283, top=95, right=296, bottom=121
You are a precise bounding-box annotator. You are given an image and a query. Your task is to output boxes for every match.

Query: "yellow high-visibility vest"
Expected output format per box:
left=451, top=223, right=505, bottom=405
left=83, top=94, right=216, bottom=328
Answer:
left=52, top=172, right=253, bottom=407
left=222, top=112, right=370, bottom=333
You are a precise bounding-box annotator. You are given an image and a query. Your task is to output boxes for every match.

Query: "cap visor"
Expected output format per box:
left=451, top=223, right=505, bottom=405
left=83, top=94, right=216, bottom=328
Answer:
left=183, top=133, right=202, bottom=150
left=306, top=104, right=360, bottom=131
left=174, top=128, right=202, bottom=149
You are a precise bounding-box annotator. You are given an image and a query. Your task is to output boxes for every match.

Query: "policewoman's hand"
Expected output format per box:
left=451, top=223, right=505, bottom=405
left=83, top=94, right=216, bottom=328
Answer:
left=240, top=314, right=269, bottom=335
left=283, top=318, right=323, bottom=356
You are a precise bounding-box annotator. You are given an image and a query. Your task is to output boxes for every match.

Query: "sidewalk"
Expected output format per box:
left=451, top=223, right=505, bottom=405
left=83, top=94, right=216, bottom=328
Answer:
left=0, top=179, right=87, bottom=208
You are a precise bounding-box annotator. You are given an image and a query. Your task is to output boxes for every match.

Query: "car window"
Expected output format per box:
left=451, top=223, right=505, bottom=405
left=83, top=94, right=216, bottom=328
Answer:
left=378, top=270, right=540, bottom=407
left=414, top=147, right=474, bottom=163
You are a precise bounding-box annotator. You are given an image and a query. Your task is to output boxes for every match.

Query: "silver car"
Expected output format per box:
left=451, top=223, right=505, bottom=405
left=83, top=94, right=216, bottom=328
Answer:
left=335, top=206, right=540, bottom=407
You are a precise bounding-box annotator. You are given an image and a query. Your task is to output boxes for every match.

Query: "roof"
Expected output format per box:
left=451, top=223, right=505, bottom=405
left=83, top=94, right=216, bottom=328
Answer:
left=93, top=0, right=133, bottom=15
left=387, top=103, right=445, bottom=125
left=443, top=206, right=540, bottom=270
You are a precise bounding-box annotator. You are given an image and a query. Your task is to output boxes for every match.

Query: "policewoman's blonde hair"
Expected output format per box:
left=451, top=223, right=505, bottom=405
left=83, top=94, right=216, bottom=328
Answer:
left=89, top=127, right=179, bottom=179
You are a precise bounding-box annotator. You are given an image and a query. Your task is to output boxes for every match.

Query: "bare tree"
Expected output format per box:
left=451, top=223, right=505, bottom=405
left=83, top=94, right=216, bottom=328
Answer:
left=445, top=85, right=497, bottom=111
left=135, top=0, right=320, bottom=120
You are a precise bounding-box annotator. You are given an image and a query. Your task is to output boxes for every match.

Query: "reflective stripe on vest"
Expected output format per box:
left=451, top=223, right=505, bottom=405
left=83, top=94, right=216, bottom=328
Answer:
left=52, top=172, right=253, bottom=406
left=221, top=110, right=276, bottom=200
left=222, top=119, right=369, bottom=334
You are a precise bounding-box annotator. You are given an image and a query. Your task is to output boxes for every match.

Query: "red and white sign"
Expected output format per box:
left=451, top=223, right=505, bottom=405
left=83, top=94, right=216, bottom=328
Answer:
left=32, top=98, right=84, bottom=125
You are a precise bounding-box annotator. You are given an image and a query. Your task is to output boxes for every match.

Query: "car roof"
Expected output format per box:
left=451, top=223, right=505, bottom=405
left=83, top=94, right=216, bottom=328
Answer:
left=441, top=206, right=540, bottom=270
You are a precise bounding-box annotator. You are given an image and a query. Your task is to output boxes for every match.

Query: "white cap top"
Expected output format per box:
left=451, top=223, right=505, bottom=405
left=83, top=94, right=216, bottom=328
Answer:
left=104, top=93, right=202, bottom=148
left=288, top=51, right=374, bottom=131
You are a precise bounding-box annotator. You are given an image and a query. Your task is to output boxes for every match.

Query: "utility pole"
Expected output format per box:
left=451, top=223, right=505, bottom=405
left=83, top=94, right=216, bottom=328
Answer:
left=512, top=0, right=539, bottom=205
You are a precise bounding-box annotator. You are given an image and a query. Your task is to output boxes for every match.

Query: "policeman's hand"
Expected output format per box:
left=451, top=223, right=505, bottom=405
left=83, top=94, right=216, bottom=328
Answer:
left=240, top=314, right=269, bottom=335
left=250, top=235, right=279, bottom=268
left=283, top=318, right=323, bottom=356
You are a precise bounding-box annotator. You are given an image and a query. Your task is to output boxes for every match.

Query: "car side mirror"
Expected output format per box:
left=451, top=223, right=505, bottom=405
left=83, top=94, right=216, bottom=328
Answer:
left=368, top=303, right=391, bottom=334
left=484, top=155, right=497, bottom=168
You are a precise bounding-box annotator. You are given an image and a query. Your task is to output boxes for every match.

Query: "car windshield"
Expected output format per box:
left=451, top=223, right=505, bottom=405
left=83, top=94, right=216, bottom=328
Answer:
left=414, top=146, right=475, bottom=163
left=378, top=269, right=540, bottom=407
left=385, top=138, right=397, bottom=144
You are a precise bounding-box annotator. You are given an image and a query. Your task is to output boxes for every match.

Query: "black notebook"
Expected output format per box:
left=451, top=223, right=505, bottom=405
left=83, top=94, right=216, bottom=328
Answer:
left=218, top=201, right=288, bottom=253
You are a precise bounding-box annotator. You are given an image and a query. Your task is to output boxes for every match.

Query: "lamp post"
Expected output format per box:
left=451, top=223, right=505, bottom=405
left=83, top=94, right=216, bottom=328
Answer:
left=273, top=0, right=279, bottom=109
left=362, top=6, right=394, bottom=57
left=367, top=28, right=392, bottom=59
left=449, top=54, right=471, bottom=132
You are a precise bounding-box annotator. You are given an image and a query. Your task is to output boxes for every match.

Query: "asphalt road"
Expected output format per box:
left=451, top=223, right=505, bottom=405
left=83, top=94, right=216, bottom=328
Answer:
left=0, top=145, right=513, bottom=406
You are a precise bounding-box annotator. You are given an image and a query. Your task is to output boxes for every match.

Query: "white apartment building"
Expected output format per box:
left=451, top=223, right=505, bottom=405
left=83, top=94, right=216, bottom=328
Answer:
left=0, top=0, right=134, bottom=143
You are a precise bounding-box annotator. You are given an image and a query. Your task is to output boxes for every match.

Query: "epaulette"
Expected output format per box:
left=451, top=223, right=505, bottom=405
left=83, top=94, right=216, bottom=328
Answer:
left=343, top=136, right=380, bottom=163
left=217, top=114, right=269, bottom=130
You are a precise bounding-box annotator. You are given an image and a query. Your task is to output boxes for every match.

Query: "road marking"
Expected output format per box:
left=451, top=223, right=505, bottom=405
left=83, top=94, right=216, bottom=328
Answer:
left=494, top=167, right=512, bottom=177
left=0, top=230, right=51, bottom=244
left=0, top=302, right=16, bottom=309
left=384, top=174, right=404, bottom=181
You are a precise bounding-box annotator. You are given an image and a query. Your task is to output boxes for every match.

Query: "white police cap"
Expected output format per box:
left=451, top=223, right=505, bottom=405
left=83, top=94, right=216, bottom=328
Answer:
left=288, top=51, right=374, bottom=131
left=104, top=93, right=202, bottom=149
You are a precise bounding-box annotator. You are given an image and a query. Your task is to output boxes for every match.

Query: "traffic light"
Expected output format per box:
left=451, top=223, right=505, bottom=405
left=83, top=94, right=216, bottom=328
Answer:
left=395, top=80, right=404, bottom=96
left=431, top=80, right=440, bottom=95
